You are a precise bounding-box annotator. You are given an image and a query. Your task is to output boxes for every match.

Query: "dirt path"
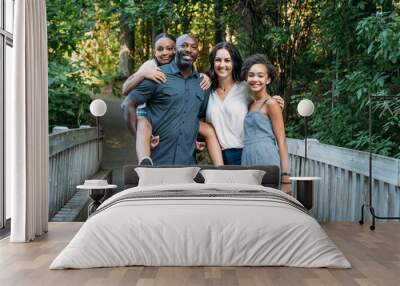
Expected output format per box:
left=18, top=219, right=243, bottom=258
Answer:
left=98, top=93, right=136, bottom=186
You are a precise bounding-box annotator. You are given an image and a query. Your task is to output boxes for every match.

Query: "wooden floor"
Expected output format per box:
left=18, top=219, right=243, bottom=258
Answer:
left=0, top=222, right=399, bottom=286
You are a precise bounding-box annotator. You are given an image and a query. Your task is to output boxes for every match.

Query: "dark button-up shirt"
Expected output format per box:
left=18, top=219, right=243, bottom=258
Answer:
left=128, top=60, right=209, bottom=165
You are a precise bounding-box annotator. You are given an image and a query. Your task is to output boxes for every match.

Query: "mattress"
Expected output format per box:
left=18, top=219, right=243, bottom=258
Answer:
left=50, top=183, right=351, bottom=269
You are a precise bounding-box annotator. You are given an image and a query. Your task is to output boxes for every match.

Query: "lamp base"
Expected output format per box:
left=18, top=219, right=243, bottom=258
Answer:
left=296, top=180, right=313, bottom=210
left=359, top=203, right=400, bottom=231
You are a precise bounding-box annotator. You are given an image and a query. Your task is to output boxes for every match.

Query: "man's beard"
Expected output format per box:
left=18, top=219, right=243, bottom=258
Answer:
left=176, top=51, right=195, bottom=69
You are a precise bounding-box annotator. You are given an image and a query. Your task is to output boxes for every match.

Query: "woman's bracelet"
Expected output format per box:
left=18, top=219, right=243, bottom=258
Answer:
left=281, top=172, right=291, bottom=177
left=281, top=182, right=292, bottom=184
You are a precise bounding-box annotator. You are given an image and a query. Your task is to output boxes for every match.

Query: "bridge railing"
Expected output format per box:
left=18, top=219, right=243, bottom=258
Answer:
left=48, top=127, right=103, bottom=218
left=288, top=138, right=400, bottom=222
left=48, top=132, right=399, bottom=222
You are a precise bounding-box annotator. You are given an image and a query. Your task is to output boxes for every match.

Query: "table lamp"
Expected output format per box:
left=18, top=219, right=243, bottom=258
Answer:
left=89, top=99, right=107, bottom=161
left=297, top=99, right=315, bottom=173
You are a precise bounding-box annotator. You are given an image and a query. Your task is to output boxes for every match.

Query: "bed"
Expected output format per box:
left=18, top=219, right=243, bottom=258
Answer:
left=50, top=165, right=351, bottom=269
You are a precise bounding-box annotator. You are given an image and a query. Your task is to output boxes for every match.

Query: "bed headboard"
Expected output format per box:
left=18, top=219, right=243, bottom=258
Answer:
left=123, top=165, right=280, bottom=189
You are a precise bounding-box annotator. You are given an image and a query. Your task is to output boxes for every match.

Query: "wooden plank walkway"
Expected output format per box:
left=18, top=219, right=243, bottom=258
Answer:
left=1, top=222, right=399, bottom=286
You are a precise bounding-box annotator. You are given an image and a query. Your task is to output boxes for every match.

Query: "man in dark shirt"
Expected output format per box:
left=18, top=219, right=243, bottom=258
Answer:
left=127, top=34, right=208, bottom=165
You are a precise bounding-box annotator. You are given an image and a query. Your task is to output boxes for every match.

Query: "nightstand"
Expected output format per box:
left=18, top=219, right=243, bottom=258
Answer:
left=289, top=177, right=321, bottom=210
left=77, top=183, right=117, bottom=216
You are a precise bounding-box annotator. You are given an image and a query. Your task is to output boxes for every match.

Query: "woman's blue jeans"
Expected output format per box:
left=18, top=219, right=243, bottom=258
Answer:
left=222, top=148, right=243, bottom=165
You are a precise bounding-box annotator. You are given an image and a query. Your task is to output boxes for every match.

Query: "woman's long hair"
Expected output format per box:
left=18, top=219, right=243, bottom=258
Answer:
left=208, top=42, right=243, bottom=90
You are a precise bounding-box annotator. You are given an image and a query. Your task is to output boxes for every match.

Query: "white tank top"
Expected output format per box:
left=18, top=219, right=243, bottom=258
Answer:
left=206, top=82, right=252, bottom=150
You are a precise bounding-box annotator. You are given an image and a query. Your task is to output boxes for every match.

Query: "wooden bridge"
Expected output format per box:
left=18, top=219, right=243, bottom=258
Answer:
left=48, top=97, right=400, bottom=223
left=48, top=127, right=400, bottom=223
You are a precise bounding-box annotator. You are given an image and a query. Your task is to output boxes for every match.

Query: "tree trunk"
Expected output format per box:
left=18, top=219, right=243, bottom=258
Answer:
left=383, top=0, right=393, bottom=12
left=118, top=24, right=135, bottom=77
left=145, top=20, right=151, bottom=59
left=215, top=0, right=224, bottom=44
left=141, top=20, right=146, bottom=59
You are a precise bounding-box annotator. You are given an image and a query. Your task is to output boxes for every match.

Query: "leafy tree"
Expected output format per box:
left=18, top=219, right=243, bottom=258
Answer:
left=48, top=61, right=93, bottom=129
left=46, top=0, right=400, bottom=157
left=47, top=0, right=98, bottom=128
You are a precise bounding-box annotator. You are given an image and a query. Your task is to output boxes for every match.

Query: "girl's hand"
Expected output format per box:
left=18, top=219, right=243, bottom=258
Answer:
left=200, top=74, right=211, bottom=90
left=150, top=135, right=160, bottom=150
left=272, top=95, right=285, bottom=109
left=138, top=61, right=166, bottom=84
left=140, top=66, right=166, bottom=84
left=196, top=141, right=206, bottom=152
left=281, top=183, right=292, bottom=196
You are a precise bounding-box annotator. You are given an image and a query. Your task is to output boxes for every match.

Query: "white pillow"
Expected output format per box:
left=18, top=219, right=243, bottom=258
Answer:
left=200, top=169, right=266, bottom=185
left=135, top=167, right=200, bottom=186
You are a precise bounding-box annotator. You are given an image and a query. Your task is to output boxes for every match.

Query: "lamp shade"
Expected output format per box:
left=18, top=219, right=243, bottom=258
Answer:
left=90, top=99, right=107, bottom=117
left=297, top=99, right=314, bottom=117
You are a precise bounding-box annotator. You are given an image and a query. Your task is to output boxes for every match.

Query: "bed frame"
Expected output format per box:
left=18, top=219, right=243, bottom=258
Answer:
left=122, top=165, right=280, bottom=189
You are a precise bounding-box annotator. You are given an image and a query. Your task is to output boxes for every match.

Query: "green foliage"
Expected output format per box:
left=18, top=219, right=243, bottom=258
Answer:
left=48, top=61, right=94, bottom=129
left=357, top=12, right=400, bottom=64
left=46, top=0, right=400, bottom=158
left=75, top=6, right=120, bottom=86
left=303, top=5, right=400, bottom=158
left=47, top=0, right=97, bottom=61
left=47, top=0, right=99, bottom=128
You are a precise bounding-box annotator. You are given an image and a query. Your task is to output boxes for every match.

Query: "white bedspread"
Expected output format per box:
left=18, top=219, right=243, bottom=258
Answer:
left=50, top=183, right=351, bottom=269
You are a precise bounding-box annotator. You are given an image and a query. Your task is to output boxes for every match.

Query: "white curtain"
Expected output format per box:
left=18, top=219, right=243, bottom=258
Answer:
left=7, top=0, right=49, bottom=242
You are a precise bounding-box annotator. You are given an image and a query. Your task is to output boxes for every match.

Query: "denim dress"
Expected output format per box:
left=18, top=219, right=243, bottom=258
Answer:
left=241, top=99, right=280, bottom=168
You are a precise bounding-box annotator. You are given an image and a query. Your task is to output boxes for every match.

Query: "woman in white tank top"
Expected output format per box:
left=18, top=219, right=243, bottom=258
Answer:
left=205, top=42, right=284, bottom=165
